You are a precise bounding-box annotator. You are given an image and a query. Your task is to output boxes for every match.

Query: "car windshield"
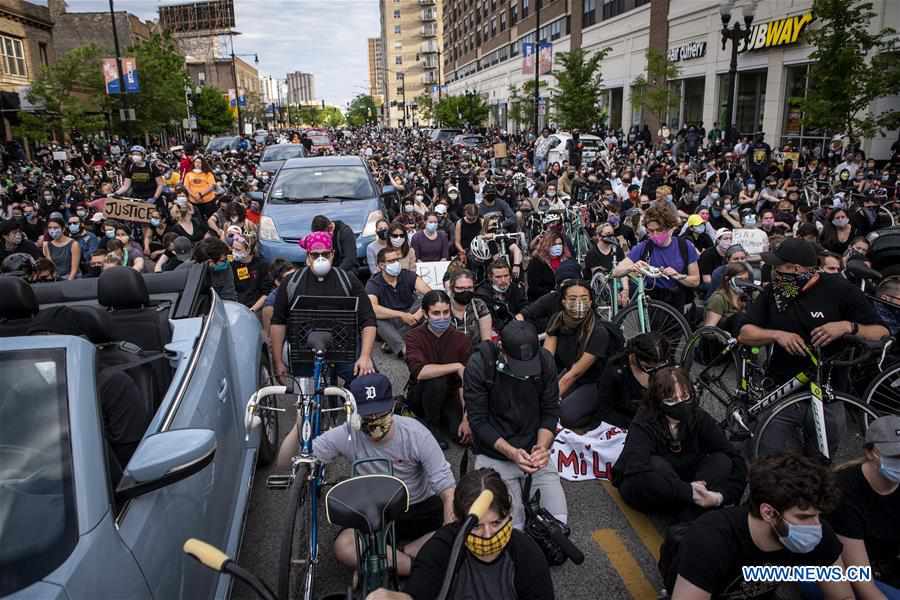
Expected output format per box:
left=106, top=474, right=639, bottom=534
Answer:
left=207, top=137, right=237, bottom=151
left=261, top=146, right=305, bottom=162
left=268, top=166, right=376, bottom=203
left=309, top=135, right=331, bottom=145
left=581, top=139, right=601, bottom=148
left=0, top=349, right=77, bottom=596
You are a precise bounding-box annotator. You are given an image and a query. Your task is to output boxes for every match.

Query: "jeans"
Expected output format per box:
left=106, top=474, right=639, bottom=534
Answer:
left=474, top=453, right=567, bottom=530
left=535, top=155, right=548, bottom=174
left=377, top=299, right=421, bottom=355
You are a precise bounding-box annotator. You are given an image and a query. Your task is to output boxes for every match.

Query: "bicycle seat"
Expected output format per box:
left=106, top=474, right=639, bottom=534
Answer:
left=325, top=474, right=409, bottom=535
left=306, top=330, right=333, bottom=353
left=844, top=260, right=881, bottom=281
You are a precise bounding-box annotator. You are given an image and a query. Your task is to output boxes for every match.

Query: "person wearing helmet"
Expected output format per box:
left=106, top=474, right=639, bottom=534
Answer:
left=0, top=220, right=40, bottom=263
left=114, top=145, right=164, bottom=205
left=1, top=252, right=37, bottom=280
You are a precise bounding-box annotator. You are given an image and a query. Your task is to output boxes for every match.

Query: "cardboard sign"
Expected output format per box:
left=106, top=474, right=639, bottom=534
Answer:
left=104, top=197, right=155, bottom=223
left=552, top=422, right=626, bottom=482
left=52, top=151, right=67, bottom=161
left=415, top=260, right=451, bottom=291
left=493, top=143, right=508, bottom=158
left=732, top=228, right=769, bottom=256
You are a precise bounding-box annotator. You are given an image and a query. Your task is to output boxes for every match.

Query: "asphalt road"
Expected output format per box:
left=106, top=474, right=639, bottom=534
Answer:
left=233, top=348, right=667, bottom=600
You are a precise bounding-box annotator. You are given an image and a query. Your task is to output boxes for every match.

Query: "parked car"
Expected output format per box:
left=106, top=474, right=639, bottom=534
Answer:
left=546, top=132, right=604, bottom=166
left=430, top=128, right=463, bottom=142
left=451, top=133, right=486, bottom=148
left=205, top=136, right=242, bottom=153
left=0, top=265, right=275, bottom=600
left=256, top=155, right=387, bottom=274
left=257, top=143, right=307, bottom=175
left=304, top=130, right=334, bottom=155
left=253, top=129, right=270, bottom=145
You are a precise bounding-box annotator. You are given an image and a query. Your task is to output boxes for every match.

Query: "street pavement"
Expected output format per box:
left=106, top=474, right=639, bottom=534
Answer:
left=233, top=347, right=667, bottom=600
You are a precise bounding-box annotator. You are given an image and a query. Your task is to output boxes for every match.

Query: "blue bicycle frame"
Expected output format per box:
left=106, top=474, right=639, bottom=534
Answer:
left=296, top=351, right=328, bottom=575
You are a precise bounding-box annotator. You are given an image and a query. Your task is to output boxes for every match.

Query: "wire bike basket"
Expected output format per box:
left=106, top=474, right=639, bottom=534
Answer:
left=287, top=295, right=359, bottom=370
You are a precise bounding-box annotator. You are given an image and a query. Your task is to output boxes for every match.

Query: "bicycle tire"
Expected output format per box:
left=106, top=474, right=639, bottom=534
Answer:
left=862, top=360, right=900, bottom=417
left=613, top=299, right=691, bottom=364
left=679, top=326, right=741, bottom=423
left=257, top=351, right=279, bottom=466
left=590, top=271, right=615, bottom=321
left=753, top=392, right=879, bottom=463
left=278, top=465, right=313, bottom=600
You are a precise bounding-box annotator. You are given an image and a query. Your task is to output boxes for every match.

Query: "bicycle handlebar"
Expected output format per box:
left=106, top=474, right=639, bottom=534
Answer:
left=184, top=538, right=229, bottom=572
left=824, top=335, right=893, bottom=368
left=467, top=489, right=494, bottom=520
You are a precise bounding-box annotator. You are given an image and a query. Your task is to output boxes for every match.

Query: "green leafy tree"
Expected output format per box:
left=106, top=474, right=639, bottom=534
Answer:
left=16, top=44, right=111, bottom=140
left=194, top=86, right=233, bottom=135
left=322, top=106, right=345, bottom=128
left=433, top=94, right=489, bottom=128
left=507, top=80, right=549, bottom=131
left=630, top=48, right=681, bottom=128
left=550, top=47, right=611, bottom=131
left=126, top=33, right=189, bottom=134
left=292, top=105, right=322, bottom=127
left=347, top=95, right=378, bottom=127
left=415, top=93, right=434, bottom=123
left=796, top=0, right=900, bottom=141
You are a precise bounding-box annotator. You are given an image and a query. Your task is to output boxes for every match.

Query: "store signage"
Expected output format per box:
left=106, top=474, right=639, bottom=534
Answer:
left=737, top=12, right=814, bottom=53
left=668, top=41, right=707, bottom=62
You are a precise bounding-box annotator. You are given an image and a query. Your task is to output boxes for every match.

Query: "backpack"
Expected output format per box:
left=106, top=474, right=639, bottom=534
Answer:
left=596, top=318, right=626, bottom=359
left=284, top=266, right=352, bottom=304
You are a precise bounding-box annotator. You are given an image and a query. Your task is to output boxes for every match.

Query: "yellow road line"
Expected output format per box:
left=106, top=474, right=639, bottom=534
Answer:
left=601, top=480, right=664, bottom=561
left=593, top=529, right=659, bottom=600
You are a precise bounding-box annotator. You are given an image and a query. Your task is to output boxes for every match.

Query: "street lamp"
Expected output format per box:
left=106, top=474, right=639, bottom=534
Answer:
left=720, top=0, right=757, bottom=145
left=229, top=31, right=259, bottom=136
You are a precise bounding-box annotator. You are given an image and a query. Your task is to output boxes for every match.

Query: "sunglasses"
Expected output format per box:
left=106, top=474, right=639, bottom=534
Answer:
left=308, top=251, right=331, bottom=260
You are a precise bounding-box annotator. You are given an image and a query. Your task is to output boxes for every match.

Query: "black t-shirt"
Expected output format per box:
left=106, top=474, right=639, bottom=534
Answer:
left=365, top=270, right=418, bottom=311
left=402, top=521, right=555, bottom=600
left=677, top=505, right=843, bottom=599
left=742, top=273, right=883, bottom=382
left=582, top=244, right=625, bottom=278
left=271, top=267, right=376, bottom=329
left=232, top=257, right=269, bottom=308
left=552, top=318, right=610, bottom=384
left=698, top=247, right=725, bottom=278
left=125, top=161, right=161, bottom=199
left=829, top=465, right=900, bottom=584
left=748, top=143, right=772, bottom=169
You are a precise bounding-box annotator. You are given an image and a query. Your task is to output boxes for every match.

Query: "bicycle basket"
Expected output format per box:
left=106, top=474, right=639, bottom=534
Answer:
left=287, top=295, right=359, bottom=368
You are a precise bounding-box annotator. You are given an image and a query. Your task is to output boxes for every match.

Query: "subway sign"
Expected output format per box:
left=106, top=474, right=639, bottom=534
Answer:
left=737, top=12, right=814, bottom=53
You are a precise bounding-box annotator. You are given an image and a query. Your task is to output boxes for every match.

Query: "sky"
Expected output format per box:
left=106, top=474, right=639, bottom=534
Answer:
left=37, top=0, right=381, bottom=108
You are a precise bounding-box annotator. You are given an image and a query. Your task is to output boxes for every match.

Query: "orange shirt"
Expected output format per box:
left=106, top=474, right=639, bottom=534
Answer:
left=183, top=170, right=217, bottom=204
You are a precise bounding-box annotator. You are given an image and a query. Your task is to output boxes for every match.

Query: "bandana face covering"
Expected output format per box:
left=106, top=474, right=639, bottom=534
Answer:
left=362, top=412, right=393, bottom=442
left=466, top=518, right=513, bottom=558
left=771, top=270, right=817, bottom=312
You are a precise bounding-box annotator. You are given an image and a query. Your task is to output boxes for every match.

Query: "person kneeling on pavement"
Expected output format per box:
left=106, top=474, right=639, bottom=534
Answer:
left=366, top=468, right=555, bottom=600
left=404, top=290, right=473, bottom=450
left=277, top=373, right=455, bottom=577
left=463, top=320, right=568, bottom=530
left=367, top=246, right=432, bottom=357
left=612, top=366, right=746, bottom=522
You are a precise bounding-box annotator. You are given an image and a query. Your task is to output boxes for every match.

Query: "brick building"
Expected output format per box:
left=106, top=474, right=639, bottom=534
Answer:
left=48, top=0, right=155, bottom=57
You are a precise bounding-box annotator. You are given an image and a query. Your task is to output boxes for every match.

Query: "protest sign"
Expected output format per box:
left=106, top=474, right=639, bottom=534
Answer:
left=415, top=261, right=451, bottom=290
left=552, top=422, right=626, bottom=481
left=104, top=196, right=154, bottom=223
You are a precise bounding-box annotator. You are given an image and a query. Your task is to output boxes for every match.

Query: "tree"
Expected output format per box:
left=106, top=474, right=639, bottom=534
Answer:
left=322, top=106, right=345, bottom=128
left=415, top=93, right=434, bottom=123
left=346, top=94, right=378, bottom=127
left=16, top=44, right=111, bottom=140
left=507, top=80, right=549, bottom=131
left=126, top=33, right=189, bottom=134
left=291, top=105, right=322, bottom=127
left=796, top=0, right=900, bottom=141
left=433, top=93, right=489, bottom=128
left=550, top=47, right=611, bottom=131
left=193, top=86, right=233, bottom=135
left=630, top=48, right=681, bottom=129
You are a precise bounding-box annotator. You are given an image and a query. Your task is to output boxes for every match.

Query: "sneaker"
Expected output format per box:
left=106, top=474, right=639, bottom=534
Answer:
left=381, top=342, right=394, bottom=354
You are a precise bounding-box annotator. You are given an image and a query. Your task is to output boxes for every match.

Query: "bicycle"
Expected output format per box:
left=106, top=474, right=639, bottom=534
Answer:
left=680, top=327, right=884, bottom=462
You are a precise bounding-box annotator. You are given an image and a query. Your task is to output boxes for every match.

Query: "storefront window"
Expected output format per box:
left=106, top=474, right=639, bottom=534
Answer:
left=683, top=77, right=704, bottom=126
left=736, top=70, right=766, bottom=136
left=781, top=63, right=832, bottom=158
left=630, top=85, right=643, bottom=127
left=609, top=88, right=623, bottom=130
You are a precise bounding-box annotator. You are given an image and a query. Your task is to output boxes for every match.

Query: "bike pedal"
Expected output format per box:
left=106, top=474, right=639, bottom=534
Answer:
left=266, top=474, right=292, bottom=490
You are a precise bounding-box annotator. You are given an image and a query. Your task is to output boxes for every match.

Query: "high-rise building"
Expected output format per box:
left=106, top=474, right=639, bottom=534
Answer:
left=286, top=71, right=315, bottom=105
left=379, top=0, right=444, bottom=128
left=367, top=37, right=385, bottom=104
left=259, top=73, right=287, bottom=106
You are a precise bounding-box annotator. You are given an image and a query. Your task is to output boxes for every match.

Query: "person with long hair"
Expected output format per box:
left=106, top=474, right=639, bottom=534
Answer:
left=447, top=269, right=493, bottom=348
left=703, top=261, right=753, bottom=331
left=183, top=155, right=218, bottom=219
left=527, top=230, right=571, bottom=303
left=612, top=367, right=746, bottom=520
left=820, top=207, right=860, bottom=255
left=386, top=219, right=418, bottom=271
left=43, top=216, right=81, bottom=280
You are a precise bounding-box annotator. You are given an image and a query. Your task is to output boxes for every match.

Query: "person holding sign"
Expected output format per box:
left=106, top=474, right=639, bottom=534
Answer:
left=115, top=145, right=164, bottom=205
left=183, top=156, right=218, bottom=219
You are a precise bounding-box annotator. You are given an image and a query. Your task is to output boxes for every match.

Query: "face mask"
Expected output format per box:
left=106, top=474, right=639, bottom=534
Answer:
left=666, top=194, right=673, bottom=203
left=376, top=229, right=388, bottom=241
left=150, top=218, right=161, bottom=227
left=311, top=256, right=332, bottom=277
left=717, top=238, right=732, bottom=252
left=429, top=316, right=451, bottom=333
left=448, top=192, right=459, bottom=202
left=466, top=519, right=513, bottom=558
left=390, top=235, right=405, bottom=248
left=435, top=204, right=448, bottom=215
left=210, top=260, right=230, bottom=273
left=454, top=290, right=474, bottom=305
left=24, top=213, right=35, bottom=221
left=403, top=204, right=414, bottom=213
left=47, top=228, right=62, bottom=240
left=879, top=455, right=900, bottom=483
left=772, top=270, right=816, bottom=312
left=132, top=155, right=143, bottom=163
left=415, top=195, right=424, bottom=202
left=68, top=223, right=80, bottom=234
left=661, top=399, right=695, bottom=422
left=832, top=217, right=850, bottom=227
left=564, top=299, right=591, bottom=320
left=425, top=222, right=438, bottom=233
left=76, top=210, right=87, bottom=218
left=776, top=515, right=823, bottom=554
left=176, top=196, right=188, bottom=205
left=547, top=190, right=556, bottom=198
left=747, top=184, right=756, bottom=191
left=549, top=244, right=563, bottom=257
left=362, top=412, right=393, bottom=441
left=384, top=261, right=402, bottom=277
left=233, top=251, right=252, bottom=263
left=650, top=231, right=671, bottom=246
left=104, top=229, right=115, bottom=239
left=692, top=225, right=706, bottom=234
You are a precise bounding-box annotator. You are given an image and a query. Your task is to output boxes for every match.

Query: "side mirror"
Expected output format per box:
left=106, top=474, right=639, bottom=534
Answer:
left=382, top=185, right=396, bottom=197
left=116, top=429, right=216, bottom=503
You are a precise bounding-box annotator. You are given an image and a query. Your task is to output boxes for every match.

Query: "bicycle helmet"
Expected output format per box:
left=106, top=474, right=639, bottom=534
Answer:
left=542, top=212, right=562, bottom=226
left=1, top=253, right=36, bottom=278
left=470, top=236, right=492, bottom=262
left=129, top=145, right=146, bottom=155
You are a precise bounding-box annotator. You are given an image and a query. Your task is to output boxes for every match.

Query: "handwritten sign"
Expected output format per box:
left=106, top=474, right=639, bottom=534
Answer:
left=731, top=228, right=769, bottom=256
left=415, top=260, right=451, bottom=291
left=552, top=422, right=626, bottom=482
left=104, top=196, right=155, bottom=223
left=493, top=143, right=508, bottom=158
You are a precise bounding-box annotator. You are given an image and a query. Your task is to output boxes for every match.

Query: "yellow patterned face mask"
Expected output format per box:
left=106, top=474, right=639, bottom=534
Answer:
left=465, top=518, right=513, bottom=557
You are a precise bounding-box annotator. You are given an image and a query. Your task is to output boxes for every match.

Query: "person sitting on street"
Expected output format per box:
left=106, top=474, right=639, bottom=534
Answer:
left=612, top=366, right=747, bottom=522
left=405, top=290, right=473, bottom=450
left=278, top=373, right=455, bottom=578
left=475, top=259, right=528, bottom=332
left=703, top=261, right=754, bottom=333
left=366, top=247, right=432, bottom=357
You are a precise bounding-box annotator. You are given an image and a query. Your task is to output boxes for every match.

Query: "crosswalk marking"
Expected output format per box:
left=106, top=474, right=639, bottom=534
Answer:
left=592, top=529, right=659, bottom=600
left=601, top=480, right=664, bottom=561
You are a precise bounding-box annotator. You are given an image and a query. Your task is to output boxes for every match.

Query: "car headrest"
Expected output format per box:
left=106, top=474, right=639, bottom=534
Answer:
left=27, top=306, right=114, bottom=344
left=0, top=276, right=39, bottom=320
left=98, top=267, right=149, bottom=310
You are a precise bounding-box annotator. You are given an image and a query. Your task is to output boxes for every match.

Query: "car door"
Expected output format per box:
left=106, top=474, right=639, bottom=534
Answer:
left=117, top=294, right=244, bottom=600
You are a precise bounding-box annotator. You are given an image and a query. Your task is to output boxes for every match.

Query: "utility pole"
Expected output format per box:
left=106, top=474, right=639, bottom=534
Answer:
left=108, top=0, right=130, bottom=142
left=533, top=0, right=541, bottom=136
left=229, top=33, right=243, bottom=136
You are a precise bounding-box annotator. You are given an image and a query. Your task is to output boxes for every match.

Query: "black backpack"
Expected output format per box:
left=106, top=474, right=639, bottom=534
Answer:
left=640, top=235, right=691, bottom=274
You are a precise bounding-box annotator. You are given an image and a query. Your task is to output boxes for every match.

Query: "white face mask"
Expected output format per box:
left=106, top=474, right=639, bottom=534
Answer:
left=384, top=261, right=402, bottom=277
left=390, top=235, right=405, bottom=248
left=311, top=256, right=332, bottom=277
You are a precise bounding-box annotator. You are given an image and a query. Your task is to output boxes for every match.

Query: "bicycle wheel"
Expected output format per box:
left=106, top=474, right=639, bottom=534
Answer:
left=613, top=299, right=692, bottom=363
left=278, top=465, right=314, bottom=600
left=753, top=393, right=879, bottom=464
left=257, top=351, right=279, bottom=466
left=863, top=360, right=900, bottom=417
left=679, top=326, right=740, bottom=423
left=590, top=271, right=615, bottom=321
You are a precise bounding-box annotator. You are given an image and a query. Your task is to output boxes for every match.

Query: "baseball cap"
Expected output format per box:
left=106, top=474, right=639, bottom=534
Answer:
left=761, top=238, right=818, bottom=268
left=350, top=373, right=395, bottom=417
left=499, top=320, right=541, bottom=377
left=686, top=214, right=704, bottom=227
left=714, top=227, right=732, bottom=241
left=173, top=236, right=193, bottom=261
left=866, top=415, right=900, bottom=456
left=90, top=212, right=105, bottom=223
left=0, top=219, right=22, bottom=236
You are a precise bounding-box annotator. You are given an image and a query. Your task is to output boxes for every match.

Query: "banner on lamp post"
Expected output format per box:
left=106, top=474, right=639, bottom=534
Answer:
left=103, top=58, right=140, bottom=94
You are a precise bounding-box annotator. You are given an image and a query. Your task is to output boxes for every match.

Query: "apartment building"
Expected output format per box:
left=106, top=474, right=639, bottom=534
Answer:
left=368, top=37, right=386, bottom=104
left=379, top=0, right=444, bottom=127
left=287, top=70, right=315, bottom=105
left=442, top=0, right=899, bottom=159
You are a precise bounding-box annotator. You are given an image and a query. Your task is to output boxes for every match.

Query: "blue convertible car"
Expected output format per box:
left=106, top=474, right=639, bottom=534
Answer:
left=0, top=265, right=277, bottom=599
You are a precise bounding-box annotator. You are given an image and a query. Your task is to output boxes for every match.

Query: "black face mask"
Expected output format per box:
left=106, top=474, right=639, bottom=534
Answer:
left=376, top=229, right=388, bottom=241
left=454, top=290, right=474, bottom=305
left=661, top=399, right=695, bottom=422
